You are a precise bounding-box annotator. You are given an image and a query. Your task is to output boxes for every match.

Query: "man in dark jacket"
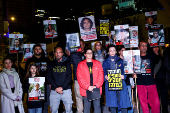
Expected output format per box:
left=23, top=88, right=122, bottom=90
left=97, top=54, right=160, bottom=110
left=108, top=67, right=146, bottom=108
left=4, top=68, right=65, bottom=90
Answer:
left=25, top=44, right=50, bottom=113
left=47, top=47, right=73, bottom=113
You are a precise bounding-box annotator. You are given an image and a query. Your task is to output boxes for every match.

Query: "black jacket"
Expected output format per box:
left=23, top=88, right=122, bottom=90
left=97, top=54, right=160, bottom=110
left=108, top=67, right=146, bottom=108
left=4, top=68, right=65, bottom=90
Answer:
left=47, top=56, right=72, bottom=90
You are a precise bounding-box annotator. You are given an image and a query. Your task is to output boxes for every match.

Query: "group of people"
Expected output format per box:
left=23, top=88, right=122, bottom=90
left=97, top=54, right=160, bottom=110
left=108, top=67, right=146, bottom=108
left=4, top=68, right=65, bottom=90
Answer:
left=0, top=38, right=170, bottom=113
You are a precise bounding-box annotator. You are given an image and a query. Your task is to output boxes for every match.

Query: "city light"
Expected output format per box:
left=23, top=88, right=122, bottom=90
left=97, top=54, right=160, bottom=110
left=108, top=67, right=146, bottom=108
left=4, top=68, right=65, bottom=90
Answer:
left=11, top=17, right=15, bottom=21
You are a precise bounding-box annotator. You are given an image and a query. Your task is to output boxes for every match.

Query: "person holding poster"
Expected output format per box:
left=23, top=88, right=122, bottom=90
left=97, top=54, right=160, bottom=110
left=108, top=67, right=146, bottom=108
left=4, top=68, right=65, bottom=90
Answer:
left=47, top=47, right=73, bottom=113
left=117, top=45, right=134, bottom=113
left=78, top=16, right=97, bottom=41
left=25, top=44, right=50, bottom=113
left=102, top=44, right=130, bottom=113
left=0, top=58, right=24, bottom=113
left=77, top=48, right=104, bottom=113
left=23, top=62, right=43, bottom=113
left=133, top=41, right=160, bottom=113
left=66, top=39, right=86, bottom=113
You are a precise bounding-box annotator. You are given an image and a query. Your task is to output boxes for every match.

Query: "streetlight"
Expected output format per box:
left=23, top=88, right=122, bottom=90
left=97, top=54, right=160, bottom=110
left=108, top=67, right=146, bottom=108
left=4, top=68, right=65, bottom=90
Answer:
left=11, top=17, right=15, bottom=21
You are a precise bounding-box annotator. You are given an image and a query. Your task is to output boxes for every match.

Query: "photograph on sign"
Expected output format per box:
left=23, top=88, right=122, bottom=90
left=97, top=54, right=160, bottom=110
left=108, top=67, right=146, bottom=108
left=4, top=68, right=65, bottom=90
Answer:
left=145, top=11, right=157, bottom=30
left=43, top=20, right=58, bottom=38
left=129, top=26, right=138, bottom=48
left=78, top=16, right=97, bottom=41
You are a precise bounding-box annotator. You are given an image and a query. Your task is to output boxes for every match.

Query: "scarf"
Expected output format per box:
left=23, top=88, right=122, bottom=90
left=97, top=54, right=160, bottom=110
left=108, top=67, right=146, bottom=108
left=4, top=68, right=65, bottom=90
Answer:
left=109, top=55, right=117, bottom=70
left=2, top=68, right=22, bottom=106
left=97, top=50, right=102, bottom=56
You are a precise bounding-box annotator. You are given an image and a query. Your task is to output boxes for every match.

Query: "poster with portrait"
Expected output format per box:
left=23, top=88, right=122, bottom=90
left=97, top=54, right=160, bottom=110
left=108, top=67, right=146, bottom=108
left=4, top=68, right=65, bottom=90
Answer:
left=123, top=50, right=141, bottom=74
left=9, top=34, right=24, bottom=53
left=66, top=33, right=81, bottom=52
left=28, top=77, right=45, bottom=101
left=148, top=24, right=164, bottom=47
left=114, top=24, right=130, bottom=48
left=78, top=16, right=97, bottom=41
left=129, top=26, right=138, bottom=48
left=145, top=11, right=157, bottom=30
left=23, top=44, right=35, bottom=62
left=141, top=59, right=151, bottom=75
left=91, top=41, right=102, bottom=50
left=100, top=19, right=109, bottom=36
left=43, top=20, right=58, bottom=38
left=107, top=69, right=123, bottom=91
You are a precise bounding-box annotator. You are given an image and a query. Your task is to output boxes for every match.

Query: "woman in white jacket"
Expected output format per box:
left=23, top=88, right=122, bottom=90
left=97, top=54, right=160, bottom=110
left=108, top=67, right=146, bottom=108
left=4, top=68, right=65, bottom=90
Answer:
left=0, top=58, right=24, bottom=113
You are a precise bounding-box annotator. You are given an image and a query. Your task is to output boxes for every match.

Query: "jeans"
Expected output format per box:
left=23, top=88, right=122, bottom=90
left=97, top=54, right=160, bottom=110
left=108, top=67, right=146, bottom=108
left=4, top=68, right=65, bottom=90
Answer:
left=74, top=80, right=83, bottom=113
left=83, top=96, right=101, bottom=113
left=43, top=85, right=50, bottom=113
left=28, top=107, right=42, bottom=113
left=50, top=89, right=73, bottom=113
left=110, top=107, right=127, bottom=113
left=137, top=84, right=160, bottom=113
left=127, top=85, right=134, bottom=113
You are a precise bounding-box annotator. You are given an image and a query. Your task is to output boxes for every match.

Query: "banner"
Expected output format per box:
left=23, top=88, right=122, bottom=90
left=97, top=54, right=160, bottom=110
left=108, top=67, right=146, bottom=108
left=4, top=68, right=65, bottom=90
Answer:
left=129, top=26, right=138, bottom=48
left=28, top=77, right=45, bottom=101
left=78, top=16, right=97, bottom=41
left=43, top=20, right=58, bottom=38
left=123, top=50, right=141, bottom=74
left=145, top=11, right=157, bottom=30
left=148, top=24, right=164, bottom=47
left=107, top=69, right=123, bottom=91
left=9, top=34, right=24, bottom=53
left=114, top=24, right=130, bottom=48
left=100, top=19, right=109, bottom=36
left=66, top=33, right=81, bottom=52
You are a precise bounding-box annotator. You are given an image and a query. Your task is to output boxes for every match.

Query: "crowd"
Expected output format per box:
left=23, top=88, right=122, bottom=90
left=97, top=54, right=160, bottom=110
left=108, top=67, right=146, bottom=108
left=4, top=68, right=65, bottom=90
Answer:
left=0, top=38, right=170, bottom=113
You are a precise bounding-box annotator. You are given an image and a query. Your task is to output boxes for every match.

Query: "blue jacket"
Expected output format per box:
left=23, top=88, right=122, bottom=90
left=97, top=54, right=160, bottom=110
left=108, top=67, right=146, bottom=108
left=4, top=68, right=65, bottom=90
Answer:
left=102, top=55, right=131, bottom=108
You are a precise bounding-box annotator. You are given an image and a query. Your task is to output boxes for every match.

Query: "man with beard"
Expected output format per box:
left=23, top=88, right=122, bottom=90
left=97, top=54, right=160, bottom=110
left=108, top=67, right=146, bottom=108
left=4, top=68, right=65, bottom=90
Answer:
left=47, top=47, right=73, bottom=113
left=25, top=44, right=50, bottom=113
left=13, top=38, right=22, bottom=51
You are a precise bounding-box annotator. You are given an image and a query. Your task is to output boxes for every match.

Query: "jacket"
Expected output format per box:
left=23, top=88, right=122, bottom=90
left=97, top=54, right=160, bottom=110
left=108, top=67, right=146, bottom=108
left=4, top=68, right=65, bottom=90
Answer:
left=102, top=55, right=131, bottom=108
left=47, top=56, right=72, bottom=90
left=77, top=59, right=104, bottom=97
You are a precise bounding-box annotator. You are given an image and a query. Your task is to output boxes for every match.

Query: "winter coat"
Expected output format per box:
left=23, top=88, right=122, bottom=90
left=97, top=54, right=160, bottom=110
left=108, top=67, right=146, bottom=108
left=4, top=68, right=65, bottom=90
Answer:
left=0, top=68, right=25, bottom=113
left=102, top=55, right=131, bottom=108
left=93, top=50, right=107, bottom=65
left=77, top=59, right=104, bottom=97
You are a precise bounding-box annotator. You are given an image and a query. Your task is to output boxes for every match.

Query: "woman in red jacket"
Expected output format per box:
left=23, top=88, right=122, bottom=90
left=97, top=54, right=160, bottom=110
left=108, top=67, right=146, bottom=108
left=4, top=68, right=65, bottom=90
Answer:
left=77, top=48, right=104, bottom=113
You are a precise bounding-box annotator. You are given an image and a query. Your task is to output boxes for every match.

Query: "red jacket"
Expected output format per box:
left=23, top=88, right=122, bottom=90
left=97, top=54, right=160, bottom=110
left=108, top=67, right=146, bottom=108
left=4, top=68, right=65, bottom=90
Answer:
left=77, top=59, right=104, bottom=97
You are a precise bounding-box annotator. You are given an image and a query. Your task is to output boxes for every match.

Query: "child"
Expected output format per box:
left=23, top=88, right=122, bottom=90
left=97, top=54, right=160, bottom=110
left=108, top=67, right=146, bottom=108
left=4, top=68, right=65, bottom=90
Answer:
left=23, top=62, right=43, bottom=113
left=102, top=45, right=130, bottom=113
left=0, top=58, right=24, bottom=113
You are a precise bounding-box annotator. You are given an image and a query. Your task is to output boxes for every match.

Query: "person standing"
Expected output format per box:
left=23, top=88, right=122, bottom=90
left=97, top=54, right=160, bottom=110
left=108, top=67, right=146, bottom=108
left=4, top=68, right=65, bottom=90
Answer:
left=66, top=39, right=85, bottom=113
left=0, top=58, right=25, bottom=113
left=25, top=44, right=50, bottom=113
left=77, top=48, right=104, bottom=113
left=133, top=41, right=160, bottom=113
left=47, top=47, right=73, bottom=113
left=103, top=44, right=130, bottom=113
left=24, top=62, right=43, bottom=113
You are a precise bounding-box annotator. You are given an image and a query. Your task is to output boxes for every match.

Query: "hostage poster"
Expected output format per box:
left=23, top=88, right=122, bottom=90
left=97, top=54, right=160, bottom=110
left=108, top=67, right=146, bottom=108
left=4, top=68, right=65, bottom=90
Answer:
left=145, top=11, right=157, bottom=30
left=9, top=34, right=24, bottom=53
left=23, top=44, right=34, bottom=62
left=129, top=26, right=138, bottom=48
left=114, top=24, right=130, bottom=48
left=123, top=50, right=141, bottom=74
left=107, top=69, right=123, bottom=91
left=66, top=33, right=81, bottom=52
left=148, top=24, right=164, bottom=47
left=28, top=77, right=45, bottom=101
left=100, top=19, right=109, bottom=36
left=43, top=20, right=58, bottom=38
left=78, top=16, right=97, bottom=41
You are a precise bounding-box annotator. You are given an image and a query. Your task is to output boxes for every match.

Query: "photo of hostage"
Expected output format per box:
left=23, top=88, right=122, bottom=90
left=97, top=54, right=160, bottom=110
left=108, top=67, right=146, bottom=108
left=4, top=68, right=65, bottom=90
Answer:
left=46, top=24, right=56, bottom=35
left=131, top=30, right=138, bottom=39
left=149, top=31, right=164, bottom=45
left=80, top=17, right=93, bottom=32
left=24, top=48, right=33, bottom=59
left=146, top=17, right=154, bottom=25
left=12, top=38, right=22, bottom=51
left=29, top=83, right=41, bottom=97
left=68, top=34, right=78, bottom=48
